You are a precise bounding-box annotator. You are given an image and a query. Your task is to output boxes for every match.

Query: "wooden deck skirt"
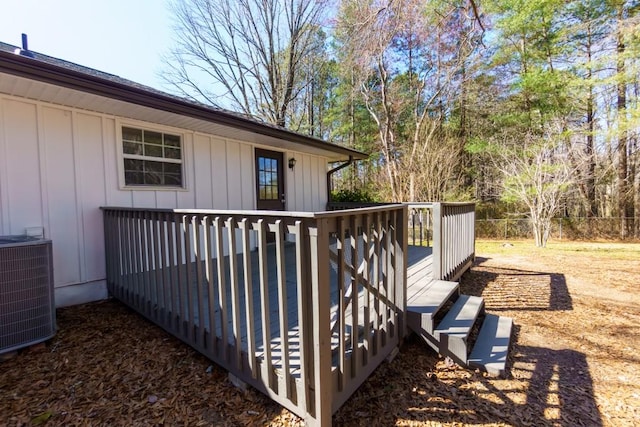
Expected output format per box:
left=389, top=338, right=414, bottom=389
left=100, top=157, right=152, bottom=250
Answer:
left=102, top=203, right=474, bottom=426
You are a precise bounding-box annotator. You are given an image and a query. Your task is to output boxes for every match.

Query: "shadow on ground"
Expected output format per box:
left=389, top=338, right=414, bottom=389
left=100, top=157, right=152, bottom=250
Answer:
left=334, top=330, right=601, bottom=426
left=460, top=257, right=573, bottom=311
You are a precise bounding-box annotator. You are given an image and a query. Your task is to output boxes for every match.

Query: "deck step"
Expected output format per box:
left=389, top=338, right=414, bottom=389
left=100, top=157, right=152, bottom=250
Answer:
left=406, top=280, right=459, bottom=344
left=434, top=295, right=484, bottom=364
left=468, top=314, right=513, bottom=377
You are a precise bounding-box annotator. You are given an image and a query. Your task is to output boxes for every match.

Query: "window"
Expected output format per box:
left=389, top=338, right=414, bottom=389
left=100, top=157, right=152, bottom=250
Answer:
left=121, top=126, right=183, bottom=187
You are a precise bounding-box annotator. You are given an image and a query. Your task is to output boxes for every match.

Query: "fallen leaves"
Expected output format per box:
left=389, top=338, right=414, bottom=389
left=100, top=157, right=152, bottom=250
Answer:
left=0, top=241, right=638, bottom=426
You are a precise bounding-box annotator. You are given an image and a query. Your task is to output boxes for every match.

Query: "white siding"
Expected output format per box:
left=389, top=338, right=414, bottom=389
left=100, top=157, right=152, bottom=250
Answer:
left=76, top=113, right=106, bottom=282
left=2, top=100, right=42, bottom=234
left=210, top=137, right=228, bottom=208
left=42, top=107, right=81, bottom=286
left=193, top=134, right=213, bottom=208
left=0, top=95, right=330, bottom=306
left=284, top=152, right=327, bottom=212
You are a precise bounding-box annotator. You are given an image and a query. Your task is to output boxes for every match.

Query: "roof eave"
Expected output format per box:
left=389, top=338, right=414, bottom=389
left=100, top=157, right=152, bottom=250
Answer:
left=0, top=50, right=368, bottom=161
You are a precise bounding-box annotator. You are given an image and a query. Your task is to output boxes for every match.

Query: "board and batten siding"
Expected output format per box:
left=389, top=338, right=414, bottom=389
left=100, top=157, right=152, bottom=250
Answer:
left=0, top=95, right=329, bottom=306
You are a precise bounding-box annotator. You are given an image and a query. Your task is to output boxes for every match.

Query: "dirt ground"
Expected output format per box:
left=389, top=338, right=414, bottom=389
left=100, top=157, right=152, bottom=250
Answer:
left=1, top=240, right=638, bottom=426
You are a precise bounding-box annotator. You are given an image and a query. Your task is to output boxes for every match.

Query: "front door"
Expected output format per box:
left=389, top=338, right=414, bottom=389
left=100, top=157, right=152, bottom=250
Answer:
left=255, top=148, right=285, bottom=211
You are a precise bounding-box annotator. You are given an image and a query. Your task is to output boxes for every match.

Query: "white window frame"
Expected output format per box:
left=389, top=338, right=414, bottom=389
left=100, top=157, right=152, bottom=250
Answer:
left=117, top=121, right=188, bottom=191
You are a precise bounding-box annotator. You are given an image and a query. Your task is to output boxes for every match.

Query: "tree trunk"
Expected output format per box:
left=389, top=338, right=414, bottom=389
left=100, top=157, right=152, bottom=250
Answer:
left=616, top=5, right=630, bottom=239
left=585, top=27, right=598, bottom=217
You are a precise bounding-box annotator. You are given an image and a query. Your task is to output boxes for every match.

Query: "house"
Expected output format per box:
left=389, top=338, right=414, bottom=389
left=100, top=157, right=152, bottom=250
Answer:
left=0, top=40, right=512, bottom=426
left=0, top=40, right=365, bottom=308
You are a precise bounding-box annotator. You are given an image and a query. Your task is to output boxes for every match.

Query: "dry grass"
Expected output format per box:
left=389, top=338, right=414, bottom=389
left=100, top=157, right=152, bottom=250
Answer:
left=1, top=239, right=638, bottom=426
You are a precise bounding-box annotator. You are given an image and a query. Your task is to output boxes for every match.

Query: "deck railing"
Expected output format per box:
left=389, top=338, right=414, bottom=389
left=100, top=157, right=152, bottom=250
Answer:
left=430, top=202, right=475, bottom=281
left=328, top=202, right=475, bottom=282
left=102, top=205, right=406, bottom=426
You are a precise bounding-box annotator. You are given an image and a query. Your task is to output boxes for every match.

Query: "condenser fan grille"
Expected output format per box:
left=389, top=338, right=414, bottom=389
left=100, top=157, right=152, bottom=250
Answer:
left=0, top=238, right=55, bottom=354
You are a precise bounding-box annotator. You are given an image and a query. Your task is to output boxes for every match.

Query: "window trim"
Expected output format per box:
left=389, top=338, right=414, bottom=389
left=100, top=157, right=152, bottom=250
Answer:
left=117, top=120, right=188, bottom=191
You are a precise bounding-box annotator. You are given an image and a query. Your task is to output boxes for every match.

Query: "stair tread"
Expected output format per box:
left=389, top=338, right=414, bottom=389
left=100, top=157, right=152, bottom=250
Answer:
left=407, top=280, right=459, bottom=316
left=468, top=314, right=513, bottom=377
left=434, top=294, right=484, bottom=338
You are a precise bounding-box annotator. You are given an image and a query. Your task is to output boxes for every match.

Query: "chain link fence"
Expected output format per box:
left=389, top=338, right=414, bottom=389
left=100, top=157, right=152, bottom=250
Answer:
left=476, top=217, right=640, bottom=240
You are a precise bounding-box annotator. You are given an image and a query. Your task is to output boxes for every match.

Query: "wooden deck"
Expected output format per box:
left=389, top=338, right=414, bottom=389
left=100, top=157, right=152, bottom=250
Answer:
left=103, top=204, right=475, bottom=425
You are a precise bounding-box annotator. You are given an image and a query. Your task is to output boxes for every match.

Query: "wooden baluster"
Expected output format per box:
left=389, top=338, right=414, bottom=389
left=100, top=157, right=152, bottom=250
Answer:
left=337, top=216, right=346, bottom=390
left=214, top=217, right=228, bottom=362
left=240, top=218, right=257, bottom=379
left=226, top=217, right=242, bottom=371
left=294, top=220, right=308, bottom=413
left=254, top=219, right=273, bottom=389
left=193, top=214, right=205, bottom=347
left=202, top=215, right=217, bottom=357
left=272, top=220, right=290, bottom=399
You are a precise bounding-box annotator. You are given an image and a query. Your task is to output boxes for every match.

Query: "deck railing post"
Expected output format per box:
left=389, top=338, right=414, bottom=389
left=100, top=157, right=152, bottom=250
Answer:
left=308, top=217, right=332, bottom=427
left=432, top=203, right=443, bottom=280
left=395, top=205, right=408, bottom=338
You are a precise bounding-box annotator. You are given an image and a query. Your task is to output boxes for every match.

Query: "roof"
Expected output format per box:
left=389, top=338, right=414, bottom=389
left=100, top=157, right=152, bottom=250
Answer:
left=0, top=41, right=367, bottom=161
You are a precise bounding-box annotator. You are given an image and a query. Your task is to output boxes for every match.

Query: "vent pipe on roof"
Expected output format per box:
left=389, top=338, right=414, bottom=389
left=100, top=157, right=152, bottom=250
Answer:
left=14, top=33, right=35, bottom=58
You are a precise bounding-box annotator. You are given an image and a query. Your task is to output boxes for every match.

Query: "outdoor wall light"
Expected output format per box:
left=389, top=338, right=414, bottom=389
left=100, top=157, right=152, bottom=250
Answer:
left=288, top=157, right=297, bottom=169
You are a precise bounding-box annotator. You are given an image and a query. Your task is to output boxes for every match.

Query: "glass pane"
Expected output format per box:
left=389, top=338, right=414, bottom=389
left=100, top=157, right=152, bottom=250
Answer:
left=164, top=163, right=182, bottom=174
left=164, top=134, right=180, bottom=147
left=164, top=147, right=181, bottom=159
left=144, top=144, right=163, bottom=158
left=144, top=172, right=161, bottom=185
left=144, top=160, right=163, bottom=173
left=259, top=157, right=265, bottom=171
left=123, top=141, right=143, bottom=155
left=122, top=127, right=142, bottom=142
left=124, top=158, right=143, bottom=171
left=144, top=130, right=162, bottom=145
left=125, top=171, right=144, bottom=185
left=164, top=173, right=182, bottom=186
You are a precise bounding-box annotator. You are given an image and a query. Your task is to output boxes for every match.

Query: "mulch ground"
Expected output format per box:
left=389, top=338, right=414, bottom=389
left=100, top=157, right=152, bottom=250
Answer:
left=1, top=240, right=638, bottom=426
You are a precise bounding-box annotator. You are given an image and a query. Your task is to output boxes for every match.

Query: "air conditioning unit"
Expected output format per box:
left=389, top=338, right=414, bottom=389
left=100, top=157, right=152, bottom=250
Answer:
left=0, top=236, right=55, bottom=354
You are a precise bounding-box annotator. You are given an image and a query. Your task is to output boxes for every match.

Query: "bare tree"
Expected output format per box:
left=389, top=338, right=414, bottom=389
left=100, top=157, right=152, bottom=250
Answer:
left=164, top=0, right=326, bottom=127
left=336, top=0, right=483, bottom=201
left=491, top=123, right=574, bottom=247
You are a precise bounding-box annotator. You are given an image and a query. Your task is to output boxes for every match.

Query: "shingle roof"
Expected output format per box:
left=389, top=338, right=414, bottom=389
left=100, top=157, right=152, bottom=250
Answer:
left=0, top=41, right=367, bottom=160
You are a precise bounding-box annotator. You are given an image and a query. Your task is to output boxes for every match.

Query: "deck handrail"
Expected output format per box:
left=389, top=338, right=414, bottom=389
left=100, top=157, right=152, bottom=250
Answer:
left=102, top=205, right=407, bottom=426
left=431, top=202, right=476, bottom=281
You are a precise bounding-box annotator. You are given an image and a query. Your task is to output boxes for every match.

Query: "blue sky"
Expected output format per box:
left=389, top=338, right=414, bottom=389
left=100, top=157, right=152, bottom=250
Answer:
left=0, top=0, right=173, bottom=90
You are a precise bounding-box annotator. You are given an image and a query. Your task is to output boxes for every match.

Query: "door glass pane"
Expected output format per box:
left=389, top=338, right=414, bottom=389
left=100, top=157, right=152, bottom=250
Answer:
left=257, top=155, right=280, bottom=200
